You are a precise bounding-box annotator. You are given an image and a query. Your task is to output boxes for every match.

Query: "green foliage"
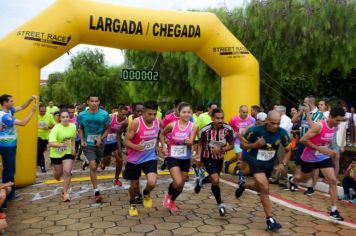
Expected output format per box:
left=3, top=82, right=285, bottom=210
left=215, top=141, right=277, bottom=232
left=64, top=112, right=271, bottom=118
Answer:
left=40, top=0, right=355, bottom=108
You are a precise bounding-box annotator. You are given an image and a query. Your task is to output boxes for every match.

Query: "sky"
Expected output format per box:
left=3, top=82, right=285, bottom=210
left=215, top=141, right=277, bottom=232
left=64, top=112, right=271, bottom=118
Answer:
left=0, top=0, right=246, bottom=80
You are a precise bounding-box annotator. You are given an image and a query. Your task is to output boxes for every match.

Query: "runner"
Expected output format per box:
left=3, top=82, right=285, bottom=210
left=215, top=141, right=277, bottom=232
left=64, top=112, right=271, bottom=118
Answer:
left=195, top=102, right=218, bottom=130
left=194, top=108, right=234, bottom=216
left=235, top=110, right=291, bottom=231
left=121, top=102, right=144, bottom=204
left=160, top=102, right=198, bottom=212
left=101, top=105, right=128, bottom=187
left=291, top=95, right=324, bottom=195
left=78, top=95, right=111, bottom=203
left=48, top=109, right=76, bottom=202
left=289, top=106, right=346, bottom=221
left=225, top=105, right=256, bottom=174
left=37, top=104, right=56, bottom=173
left=46, top=100, right=59, bottom=115
left=123, top=101, right=160, bottom=217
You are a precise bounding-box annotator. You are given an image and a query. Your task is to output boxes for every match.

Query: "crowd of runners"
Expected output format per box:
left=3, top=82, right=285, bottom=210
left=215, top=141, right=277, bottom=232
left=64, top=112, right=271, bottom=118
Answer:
left=0, top=93, right=356, bottom=232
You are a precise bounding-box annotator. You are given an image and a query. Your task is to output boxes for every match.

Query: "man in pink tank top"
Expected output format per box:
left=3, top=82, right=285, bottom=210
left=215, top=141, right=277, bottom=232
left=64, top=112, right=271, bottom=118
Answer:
left=226, top=105, right=255, bottom=174
left=123, top=101, right=160, bottom=217
left=289, top=106, right=346, bottom=221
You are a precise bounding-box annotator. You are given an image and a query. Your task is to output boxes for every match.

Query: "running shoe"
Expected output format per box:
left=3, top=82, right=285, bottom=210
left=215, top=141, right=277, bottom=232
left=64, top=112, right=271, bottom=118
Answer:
left=235, top=181, right=245, bottom=199
left=129, top=204, right=138, bottom=217
left=288, top=176, right=297, bottom=192
left=218, top=203, right=226, bottom=216
left=143, top=194, right=152, bottom=208
left=163, top=194, right=171, bottom=209
left=40, top=166, right=47, bottom=173
left=95, top=191, right=103, bottom=203
left=194, top=178, right=202, bottom=194
left=170, top=200, right=178, bottom=213
left=330, top=210, right=344, bottom=221
left=351, top=198, right=356, bottom=204
left=135, top=193, right=143, bottom=204
left=339, top=194, right=350, bottom=200
left=114, top=179, right=122, bottom=187
left=304, top=187, right=315, bottom=196
left=266, top=217, right=282, bottom=231
left=82, top=161, right=89, bottom=171
left=61, top=192, right=70, bottom=202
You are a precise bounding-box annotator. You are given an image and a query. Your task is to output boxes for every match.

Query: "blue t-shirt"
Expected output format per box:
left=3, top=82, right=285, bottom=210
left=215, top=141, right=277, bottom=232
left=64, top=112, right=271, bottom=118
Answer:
left=77, top=109, right=110, bottom=147
left=242, top=125, right=290, bottom=167
left=0, top=108, right=17, bottom=147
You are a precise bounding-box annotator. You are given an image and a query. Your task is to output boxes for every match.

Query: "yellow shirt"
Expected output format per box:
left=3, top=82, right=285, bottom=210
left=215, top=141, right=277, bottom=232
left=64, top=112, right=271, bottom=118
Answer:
left=38, top=114, right=56, bottom=140
left=49, top=123, right=76, bottom=158
left=46, top=106, right=59, bottom=115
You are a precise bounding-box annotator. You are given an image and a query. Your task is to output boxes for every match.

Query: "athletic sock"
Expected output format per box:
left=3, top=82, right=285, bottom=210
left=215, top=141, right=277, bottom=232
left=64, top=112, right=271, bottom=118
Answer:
left=211, top=184, right=222, bottom=205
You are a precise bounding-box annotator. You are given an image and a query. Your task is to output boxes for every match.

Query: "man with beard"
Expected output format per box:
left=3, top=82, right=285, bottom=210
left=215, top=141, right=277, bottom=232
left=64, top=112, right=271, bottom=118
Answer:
left=194, top=108, right=234, bottom=216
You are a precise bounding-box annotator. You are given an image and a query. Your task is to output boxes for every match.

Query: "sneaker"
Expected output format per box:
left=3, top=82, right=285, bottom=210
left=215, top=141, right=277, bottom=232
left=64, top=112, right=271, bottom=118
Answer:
left=95, top=191, right=103, bottom=203
left=143, top=194, right=152, bottom=208
left=235, top=181, right=245, bottom=199
left=288, top=176, right=297, bottom=192
left=61, top=192, right=70, bottom=202
left=82, top=161, right=89, bottom=171
left=351, top=198, right=356, bottom=204
left=40, top=166, right=47, bottom=173
left=135, top=193, right=143, bottom=204
left=304, top=187, right=315, bottom=196
left=0, top=212, right=6, bottom=219
left=194, top=178, right=202, bottom=194
left=170, top=200, right=178, bottom=213
left=224, top=161, right=230, bottom=174
left=330, top=210, right=344, bottom=221
left=114, top=179, right=122, bottom=187
left=129, top=204, right=138, bottom=217
left=266, top=217, right=282, bottom=231
left=163, top=194, right=171, bottom=209
left=218, top=204, right=226, bottom=216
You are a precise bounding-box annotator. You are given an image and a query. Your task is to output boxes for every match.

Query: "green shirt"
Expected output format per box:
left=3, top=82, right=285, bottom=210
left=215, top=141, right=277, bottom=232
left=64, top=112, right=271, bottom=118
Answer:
left=195, top=112, right=212, bottom=130
left=38, top=114, right=56, bottom=140
left=49, top=123, right=76, bottom=158
left=300, top=108, right=324, bottom=137
left=46, top=106, right=59, bottom=115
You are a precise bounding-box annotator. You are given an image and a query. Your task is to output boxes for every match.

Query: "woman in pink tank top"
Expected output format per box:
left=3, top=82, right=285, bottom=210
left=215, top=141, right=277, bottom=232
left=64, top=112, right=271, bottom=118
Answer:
left=159, top=102, right=198, bottom=212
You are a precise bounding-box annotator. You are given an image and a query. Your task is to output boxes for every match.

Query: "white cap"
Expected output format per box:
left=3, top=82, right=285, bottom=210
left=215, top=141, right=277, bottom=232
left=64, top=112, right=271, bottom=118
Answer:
left=256, top=112, right=267, bottom=121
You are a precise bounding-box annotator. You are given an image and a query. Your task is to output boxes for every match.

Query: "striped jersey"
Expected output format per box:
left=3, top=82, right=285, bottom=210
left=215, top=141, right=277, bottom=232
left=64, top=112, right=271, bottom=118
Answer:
left=198, top=122, right=234, bottom=159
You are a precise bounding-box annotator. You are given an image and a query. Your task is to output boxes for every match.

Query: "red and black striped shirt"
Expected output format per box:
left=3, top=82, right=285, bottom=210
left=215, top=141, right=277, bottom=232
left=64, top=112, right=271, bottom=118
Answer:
left=199, top=123, right=234, bottom=159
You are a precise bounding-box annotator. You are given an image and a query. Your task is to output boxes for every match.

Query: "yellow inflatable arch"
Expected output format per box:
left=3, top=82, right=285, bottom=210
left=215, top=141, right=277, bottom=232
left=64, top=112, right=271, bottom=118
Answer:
left=0, top=0, right=259, bottom=187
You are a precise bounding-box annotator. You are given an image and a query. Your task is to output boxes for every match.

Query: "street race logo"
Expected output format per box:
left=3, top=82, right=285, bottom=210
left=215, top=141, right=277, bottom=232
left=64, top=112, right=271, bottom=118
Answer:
left=17, top=31, right=71, bottom=49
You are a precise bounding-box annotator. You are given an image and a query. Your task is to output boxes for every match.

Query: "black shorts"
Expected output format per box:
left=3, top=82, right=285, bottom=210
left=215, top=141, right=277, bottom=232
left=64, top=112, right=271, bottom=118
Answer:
left=243, top=155, right=274, bottom=178
left=123, top=160, right=157, bottom=180
left=50, top=154, right=74, bottom=165
left=103, top=143, right=118, bottom=156
left=301, top=158, right=334, bottom=173
left=166, top=157, right=191, bottom=172
left=202, top=158, right=224, bottom=175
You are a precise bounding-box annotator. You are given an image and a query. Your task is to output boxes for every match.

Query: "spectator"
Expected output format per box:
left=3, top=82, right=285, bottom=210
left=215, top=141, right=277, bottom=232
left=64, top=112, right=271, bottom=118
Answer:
left=340, top=156, right=356, bottom=203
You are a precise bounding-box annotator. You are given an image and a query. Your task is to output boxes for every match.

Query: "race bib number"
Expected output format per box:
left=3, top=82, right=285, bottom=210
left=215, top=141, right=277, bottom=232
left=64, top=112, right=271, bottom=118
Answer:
left=315, top=146, right=328, bottom=156
left=257, top=150, right=276, bottom=161
left=144, top=139, right=156, bottom=150
left=87, top=135, right=101, bottom=143
left=57, top=146, right=69, bottom=152
left=209, top=140, right=226, bottom=147
left=106, top=133, right=117, bottom=142
left=39, top=121, right=47, bottom=128
left=171, top=145, right=187, bottom=158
